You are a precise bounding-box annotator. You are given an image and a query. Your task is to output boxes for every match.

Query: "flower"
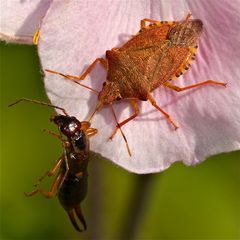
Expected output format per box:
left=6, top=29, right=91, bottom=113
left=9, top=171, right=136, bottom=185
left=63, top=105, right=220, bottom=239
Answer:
left=1, top=0, right=240, bottom=173
left=0, top=0, right=52, bottom=44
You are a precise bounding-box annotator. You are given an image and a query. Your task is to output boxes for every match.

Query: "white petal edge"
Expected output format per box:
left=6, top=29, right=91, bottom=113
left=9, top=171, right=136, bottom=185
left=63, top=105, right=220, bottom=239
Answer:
left=0, top=0, right=52, bottom=44
left=38, top=0, right=240, bottom=173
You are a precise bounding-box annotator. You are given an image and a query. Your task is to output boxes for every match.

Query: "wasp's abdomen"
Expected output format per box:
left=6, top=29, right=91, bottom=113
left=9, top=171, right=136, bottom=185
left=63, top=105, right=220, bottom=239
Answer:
left=58, top=173, right=88, bottom=210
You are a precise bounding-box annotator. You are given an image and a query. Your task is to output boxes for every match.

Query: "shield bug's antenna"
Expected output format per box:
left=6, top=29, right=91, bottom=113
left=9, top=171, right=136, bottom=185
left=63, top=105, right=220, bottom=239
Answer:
left=73, top=81, right=99, bottom=94
left=8, top=98, right=68, bottom=116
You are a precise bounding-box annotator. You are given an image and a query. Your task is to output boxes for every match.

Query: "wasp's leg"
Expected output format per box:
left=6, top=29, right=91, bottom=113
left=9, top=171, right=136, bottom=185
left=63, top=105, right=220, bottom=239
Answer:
left=164, top=80, right=227, bottom=92
left=109, top=100, right=139, bottom=140
left=148, top=93, right=178, bottom=130
left=25, top=157, right=63, bottom=197
left=26, top=172, right=63, bottom=198
left=43, top=129, right=71, bottom=148
left=86, top=128, right=98, bottom=137
left=45, top=58, right=107, bottom=81
left=35, top=156, right=63, bottom=185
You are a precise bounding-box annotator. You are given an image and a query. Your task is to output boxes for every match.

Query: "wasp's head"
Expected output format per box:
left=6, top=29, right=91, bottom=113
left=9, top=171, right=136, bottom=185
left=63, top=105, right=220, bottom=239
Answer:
left=52, top=115, right=81, bottom=137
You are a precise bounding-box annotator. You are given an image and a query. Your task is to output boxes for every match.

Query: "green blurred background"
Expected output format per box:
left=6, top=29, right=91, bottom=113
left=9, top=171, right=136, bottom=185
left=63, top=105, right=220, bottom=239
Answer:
left=0, top=42, right=239, bottom=240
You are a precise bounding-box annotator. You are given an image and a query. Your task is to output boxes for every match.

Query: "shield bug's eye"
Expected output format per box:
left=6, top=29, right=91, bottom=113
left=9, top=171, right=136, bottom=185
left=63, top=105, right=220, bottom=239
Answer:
left=103, top=82, right=107, bottom=86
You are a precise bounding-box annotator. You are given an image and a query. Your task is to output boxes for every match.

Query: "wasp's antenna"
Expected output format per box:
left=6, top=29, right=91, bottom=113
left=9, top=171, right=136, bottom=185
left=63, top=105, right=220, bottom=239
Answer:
left=110, top=105, right=132, bottom=157
left=8, top=98, right=68, bottom=116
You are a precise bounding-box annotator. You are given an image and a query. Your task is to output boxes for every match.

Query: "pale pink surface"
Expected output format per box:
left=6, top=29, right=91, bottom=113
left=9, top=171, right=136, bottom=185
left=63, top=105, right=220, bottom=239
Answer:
left=0, top=0, right=52, bottom=44
left=35, top=1, right=240, bottom=172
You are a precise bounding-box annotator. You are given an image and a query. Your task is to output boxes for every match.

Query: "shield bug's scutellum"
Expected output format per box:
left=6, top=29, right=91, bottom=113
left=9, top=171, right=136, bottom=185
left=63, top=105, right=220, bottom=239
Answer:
left=46, top=13, right=226, bottom=150
left=8, top=98, right=97, bottom=232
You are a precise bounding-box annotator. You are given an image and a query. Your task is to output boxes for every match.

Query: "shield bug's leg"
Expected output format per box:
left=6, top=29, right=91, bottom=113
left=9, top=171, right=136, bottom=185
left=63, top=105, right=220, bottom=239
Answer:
left=109, top=100, right=139, bottom=140
left=147, top=94, right=178, bottom=130
left=45, top=58, right=107, bottom=82
left=183, top=13, right=192, bottom=23
left=110, top=105, right=132, bottom=156
left=140, top=18, right=176, bottom=30
left=141, top=18, right=161, bottom=29
left=25, top=157, right=63, bottom=196
left=78, top=58, right=107, bottom=79
left=164, top=80, right=227, bottom=92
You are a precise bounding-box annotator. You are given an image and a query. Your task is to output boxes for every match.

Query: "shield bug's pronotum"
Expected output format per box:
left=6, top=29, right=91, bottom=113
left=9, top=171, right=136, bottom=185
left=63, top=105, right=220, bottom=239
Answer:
left=46, top=13, right=226, bottom=149
left=8, top=98, right=98, bottom=232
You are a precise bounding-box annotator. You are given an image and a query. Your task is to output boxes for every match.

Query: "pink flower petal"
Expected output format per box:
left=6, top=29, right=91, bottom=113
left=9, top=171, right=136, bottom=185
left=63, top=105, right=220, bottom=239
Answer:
left=0, top=0, right=52, bottom=44
left=39, top=0, right=240, bottom=173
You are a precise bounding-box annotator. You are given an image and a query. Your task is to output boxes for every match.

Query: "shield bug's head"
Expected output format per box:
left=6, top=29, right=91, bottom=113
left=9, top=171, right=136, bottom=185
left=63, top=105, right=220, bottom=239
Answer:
left=52, top=115, right=82, bottom=137
left=168, top=19, right=203, bottom=46
left=98, top=81, right=122, bottom=105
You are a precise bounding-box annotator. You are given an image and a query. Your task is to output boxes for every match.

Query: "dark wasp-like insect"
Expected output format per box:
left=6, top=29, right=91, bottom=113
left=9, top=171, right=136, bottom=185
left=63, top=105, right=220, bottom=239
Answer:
left=8, top=98, right=97, bottom=232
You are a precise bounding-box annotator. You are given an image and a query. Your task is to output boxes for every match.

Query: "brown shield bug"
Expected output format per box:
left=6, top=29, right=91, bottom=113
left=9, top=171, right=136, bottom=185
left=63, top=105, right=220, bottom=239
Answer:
left=46, top=13, right=226, bottom=150
left=8, top=98, right=98, bottom=232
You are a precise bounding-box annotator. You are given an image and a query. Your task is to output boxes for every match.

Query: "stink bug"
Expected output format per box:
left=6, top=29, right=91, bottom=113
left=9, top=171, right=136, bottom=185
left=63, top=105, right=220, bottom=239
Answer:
left=8, top=98, right=98, bottom=232
left=46, top=14, right=226, bottom=147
